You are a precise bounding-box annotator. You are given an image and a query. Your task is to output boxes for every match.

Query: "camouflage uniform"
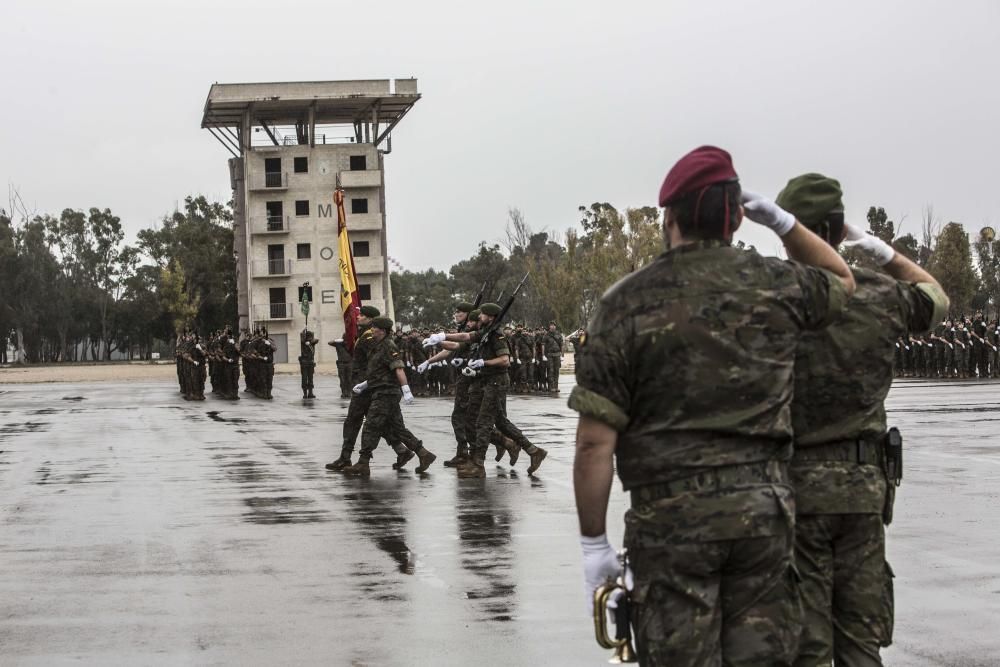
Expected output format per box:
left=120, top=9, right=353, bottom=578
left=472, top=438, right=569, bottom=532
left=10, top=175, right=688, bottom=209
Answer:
left=571, top=240, right=848, bottom=666
left=791, top=268, right=946, bottom=666
left=340, top=324, right=377, bottom=457
left=514, top=329, right=533, bottom=392
left=543, top=328, right=563, bottom=392
left=330, top=339, right=353, bottom=398
left=299, top=329, right=317, bottom=398
left=356, top=336, right=423, bottom=461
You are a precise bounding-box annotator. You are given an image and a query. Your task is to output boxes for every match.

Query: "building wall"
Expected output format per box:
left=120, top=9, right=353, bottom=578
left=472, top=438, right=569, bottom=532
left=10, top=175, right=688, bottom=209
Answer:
left=241, top=143, right=388, bottom=362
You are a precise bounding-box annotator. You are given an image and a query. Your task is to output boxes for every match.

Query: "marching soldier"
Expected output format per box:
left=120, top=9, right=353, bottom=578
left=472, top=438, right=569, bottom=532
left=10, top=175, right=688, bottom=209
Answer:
left=326, top=306, right=380, bottom=470
left=776, top=173, right=948, bottom=665
left=572, top=147, right=855, bottom=665
left=339, top=316, right=436, bottom=475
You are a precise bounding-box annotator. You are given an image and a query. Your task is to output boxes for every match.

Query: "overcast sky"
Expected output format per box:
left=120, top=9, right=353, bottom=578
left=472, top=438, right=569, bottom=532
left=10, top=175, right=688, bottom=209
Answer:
left=3, top=0, right=999, bottom=271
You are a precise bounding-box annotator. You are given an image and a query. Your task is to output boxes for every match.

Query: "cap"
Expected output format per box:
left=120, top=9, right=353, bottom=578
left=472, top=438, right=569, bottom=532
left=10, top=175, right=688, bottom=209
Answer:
left=360, top=305, right=380, bottom=318
left=659, top=145, right=738, bottom=206
left=468, top=309, right=481, bottom=320
left=775, top=173, right=844, bottom=227
left=371, top=317, right=393, bottom=331
left=456, top=302, right=474, bottom=313
left=480, top=303, right=501, bottom=317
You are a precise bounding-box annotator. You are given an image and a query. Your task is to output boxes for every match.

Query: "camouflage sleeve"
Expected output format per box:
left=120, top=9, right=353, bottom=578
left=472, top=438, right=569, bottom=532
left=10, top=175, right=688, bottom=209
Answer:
left=899, top=282, right=949, bottom=334
left=494, top=337, right=510, bottom=358
left=387, top=341, right=405, bottom=371
left=789, top=263, right=849, bottom=331
left=567, top=302, right=630, bottom=431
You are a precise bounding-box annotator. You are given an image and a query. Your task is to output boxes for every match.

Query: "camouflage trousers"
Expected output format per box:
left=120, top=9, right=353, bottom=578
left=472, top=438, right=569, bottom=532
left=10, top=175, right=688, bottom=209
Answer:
left=625, top=466, right=801, bottom=666
left=342, top=390, right=373, bottom=453
left=546, top=356, right=561, bottom=391
left=794, top=513, right=892, bottom=667
left=336, top=362, right=352, bottom=397
left=299, top=359, right=315, bottom=392
left=358, top=389, right=421, bottom=460
left=466, top=376, right=533, bottom=460
left=451, top=376, right=471, bottom=446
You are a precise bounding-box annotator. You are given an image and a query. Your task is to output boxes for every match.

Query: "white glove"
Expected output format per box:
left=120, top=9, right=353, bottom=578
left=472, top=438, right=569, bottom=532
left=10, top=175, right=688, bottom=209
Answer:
left=542, top=355, right=548, bottom=362
left=842, top=222, right=894, bottom=266
left=740, top=190, right=797, bottom=236
left=581, top=534, right=621, bottom=615
left=515, top=359, right=521, bottom=365
left=467, top=358, right=485, bottom=370
left=417, top=360, right=430, bottom=374
left=451, top=357, right=465, bottom=367
left=422, top=332, right=447, bottom=348
left=352, top=381, right=368, bottom=394
left=401, top=385, right=414, bottom=404
left=229, top=338, right=235, bottom=344
left=406, top=362, right=412, bottom=368
left=193, top=361, right=200, bottom=367
left=195, top=344, right=203, bottom=351
left=462, top=367, right=479, bottom=378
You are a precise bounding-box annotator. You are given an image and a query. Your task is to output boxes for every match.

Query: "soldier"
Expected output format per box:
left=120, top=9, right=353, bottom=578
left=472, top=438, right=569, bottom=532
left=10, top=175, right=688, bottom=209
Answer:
left=954, top=320, right=970, bottom=378
left=989, top=318, right=1000, bottom=378
left=533, top=327, right=547, bottom=392
left=328, top=338, right=353, bottom=398
left=219, top=326, right=241, bottom=400
left=299, top=328, right=317, bottom=399
left=514, top=323, right=534, bottom=393
left=425, top=303, right=548, bottom=478
left=567, top=327, right=586, bottom=370
left=571, top=147, right=856, bottom=665
left=543, top=322, right=563, bottom=393
left=776, top=173, right=948, bottom=665
left=929, top=320, right=953, bottom=379
left=339, top=316, right=436, bottom=476
left=326, top=306, right=380, bottom=470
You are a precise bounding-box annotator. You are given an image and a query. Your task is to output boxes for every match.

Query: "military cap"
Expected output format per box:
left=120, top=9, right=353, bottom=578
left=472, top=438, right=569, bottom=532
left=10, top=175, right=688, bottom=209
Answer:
left=468, top=309, right=481, bottom=320
left=456, top=302, right=474, bottom=313
left=775, top=173, right=844, bottom=226
left=371, top=316, right=394, bottom=331
left=359, top=305, right=380, bottom=318
left=480, top=303, right=501, bottom=317
left=659, top=145, right=738, bottom=206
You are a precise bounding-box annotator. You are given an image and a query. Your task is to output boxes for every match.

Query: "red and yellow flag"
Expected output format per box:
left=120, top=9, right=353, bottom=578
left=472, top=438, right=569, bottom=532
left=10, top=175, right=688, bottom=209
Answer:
left=335, top=189, right=362, bottom=351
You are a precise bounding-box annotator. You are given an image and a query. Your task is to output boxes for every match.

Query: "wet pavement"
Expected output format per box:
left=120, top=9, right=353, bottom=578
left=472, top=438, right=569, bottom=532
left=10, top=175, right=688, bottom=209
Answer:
left=0, top=376, right=997, bottom=665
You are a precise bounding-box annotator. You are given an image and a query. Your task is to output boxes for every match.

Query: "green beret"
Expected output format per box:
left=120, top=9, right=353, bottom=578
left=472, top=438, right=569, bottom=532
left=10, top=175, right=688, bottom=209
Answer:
left=468, top=309, right=481, bottom=320
left=455, top=302, right=474, bottom=313
left=371, top=316, right=393, bottom=331
left=480, top=303, right=501, bottom=317
left=775, top=173, right=844, bottom=227
left=360, top=305, right=380, bottom=318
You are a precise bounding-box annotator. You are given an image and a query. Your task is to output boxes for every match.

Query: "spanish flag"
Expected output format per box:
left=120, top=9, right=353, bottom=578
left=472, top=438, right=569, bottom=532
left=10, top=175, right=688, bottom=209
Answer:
left=335, top=189, right=362, bottom=351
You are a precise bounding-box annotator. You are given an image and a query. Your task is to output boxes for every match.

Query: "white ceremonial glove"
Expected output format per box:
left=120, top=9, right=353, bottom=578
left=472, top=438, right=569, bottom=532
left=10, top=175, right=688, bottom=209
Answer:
left=515, top=359, right=521, bottom=365
left=406, top=362, right=412, bottom=368
left=842, top=222, right=895, bottom=266
left=264, top=340, right=272, bottom=348
left=740, top=190, right=797, bottom=236
left=542, top=355, right=548, bottom=362
left=461, top=367, right=479, bottom=378
left=401, top=385, right=414, bottom=404
left=227, top=358, right=234, bottom=363
left=193, top=361, right=200, bottom=367
left=581, top=534, right=622, bottom=616
left=229, top=338, right=235, bottom=344
left=352, top=381, right=368, bottom=394
left=417, top=360, right=430, bottom=374
left=195, top=344, right=203, bottom=351
left=603, top=565, right=635, bottom=620
left=467, top=358, right=486, bottom=370
left=422, top=332, right=447, bottom=348
left=451, top=357, right=465, bottom=367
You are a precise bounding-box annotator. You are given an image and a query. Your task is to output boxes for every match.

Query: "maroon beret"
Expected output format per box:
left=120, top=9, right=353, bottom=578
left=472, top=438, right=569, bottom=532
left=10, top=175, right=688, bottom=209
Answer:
left=658, top=145, right=739, bottom=206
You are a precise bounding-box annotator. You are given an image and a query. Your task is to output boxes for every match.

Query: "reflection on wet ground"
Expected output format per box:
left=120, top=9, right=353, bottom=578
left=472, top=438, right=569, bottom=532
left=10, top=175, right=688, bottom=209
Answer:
left=0, top=376, right=998, bottom=664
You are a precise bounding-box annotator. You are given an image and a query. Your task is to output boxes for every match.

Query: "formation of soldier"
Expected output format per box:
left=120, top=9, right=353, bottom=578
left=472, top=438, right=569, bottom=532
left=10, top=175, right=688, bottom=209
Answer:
left=395, top=322, right=567, bottom=395
left=325, top=301, right=548, bottom=478
left=573, top=147, right=949, bottom=665
left=896, top=312, right=1000, bottom=378
left=238, top=327, right=276, bottom=399
left=174, top=330, right=207, bottom=401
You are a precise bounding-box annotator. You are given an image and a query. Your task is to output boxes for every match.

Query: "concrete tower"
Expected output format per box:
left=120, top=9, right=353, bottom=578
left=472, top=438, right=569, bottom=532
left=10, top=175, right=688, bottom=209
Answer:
left=201, top=79, right=420, bottom=362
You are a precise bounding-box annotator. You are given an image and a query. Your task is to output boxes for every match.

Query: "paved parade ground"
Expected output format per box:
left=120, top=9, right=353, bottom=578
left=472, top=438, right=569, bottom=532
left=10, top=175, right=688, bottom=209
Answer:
left=0, top=374, right=998, bottom=666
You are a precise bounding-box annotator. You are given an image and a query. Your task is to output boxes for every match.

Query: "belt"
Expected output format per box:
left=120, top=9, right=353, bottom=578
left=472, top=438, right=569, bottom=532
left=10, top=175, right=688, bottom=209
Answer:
left=630, top=460, right=787, bottom=506
left=793, top=437, right=883, bottom=466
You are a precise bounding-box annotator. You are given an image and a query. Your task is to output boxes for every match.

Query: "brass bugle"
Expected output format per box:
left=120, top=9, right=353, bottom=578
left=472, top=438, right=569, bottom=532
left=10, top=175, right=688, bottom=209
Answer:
left=593, top=581, right=637, bottom=663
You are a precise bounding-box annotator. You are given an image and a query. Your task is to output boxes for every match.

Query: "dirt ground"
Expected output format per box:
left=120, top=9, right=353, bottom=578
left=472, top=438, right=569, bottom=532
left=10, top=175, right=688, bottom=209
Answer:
left=0, top=362, right=342, bottom=384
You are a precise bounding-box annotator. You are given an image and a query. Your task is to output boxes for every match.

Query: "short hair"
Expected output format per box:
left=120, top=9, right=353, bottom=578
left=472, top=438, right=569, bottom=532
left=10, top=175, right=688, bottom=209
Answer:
left=669, top=181, right=741, bottom=241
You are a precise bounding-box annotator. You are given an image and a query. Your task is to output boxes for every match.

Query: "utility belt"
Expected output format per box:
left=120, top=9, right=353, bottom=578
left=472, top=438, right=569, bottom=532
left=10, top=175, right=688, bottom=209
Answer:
left=630, top=459, right=786, bottom=506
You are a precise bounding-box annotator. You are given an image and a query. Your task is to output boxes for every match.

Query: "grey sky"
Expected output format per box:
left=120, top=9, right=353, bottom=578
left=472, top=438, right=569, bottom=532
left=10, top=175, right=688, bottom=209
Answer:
left=4, top=0, right=999, bottom=271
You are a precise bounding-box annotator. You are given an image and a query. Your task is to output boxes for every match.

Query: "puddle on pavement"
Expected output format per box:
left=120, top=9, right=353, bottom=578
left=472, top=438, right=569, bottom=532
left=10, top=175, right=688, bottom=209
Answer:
left=206, top=411, right=247, bottom=424
left=456, top=481, right=516, bottom=622
left=61, top=396, right=86, bottom=401
left=242, top=495, right=328, bottom=524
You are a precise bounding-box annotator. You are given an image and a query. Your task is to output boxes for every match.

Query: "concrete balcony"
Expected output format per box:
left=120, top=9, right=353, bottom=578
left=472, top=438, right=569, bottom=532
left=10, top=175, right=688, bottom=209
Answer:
left=353, top=256, right=384, bottom=274
left=251, top=259, right=292, bottom=278
left=344, top=213, right=382, bottom=231
left=340, top=170, right=382, bottom=189
left=250, top=215, right=291, bottom=235
left=248, top=172, right=288, bottom=192
left=292, top=259, right=313, bottom=274
left=252, top=303, right=294, bottom=321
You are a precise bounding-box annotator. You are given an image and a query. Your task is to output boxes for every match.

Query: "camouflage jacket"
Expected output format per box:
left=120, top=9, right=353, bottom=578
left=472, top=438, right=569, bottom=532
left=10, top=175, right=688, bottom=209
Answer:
left=350, top=324, right=376, bottom=379
left=791, top=268, right=946, bottom=514
left=469, top=330, right=511, bottom=379
left=569, top=240, right=848, bottom=490
left=543, top=331, right=563, bottom=355
left=365, top=336, right=405, bottom=392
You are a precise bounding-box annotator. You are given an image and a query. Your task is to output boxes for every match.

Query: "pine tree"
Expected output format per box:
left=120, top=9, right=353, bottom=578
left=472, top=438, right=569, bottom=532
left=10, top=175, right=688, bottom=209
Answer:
left=928, top=223, right=979, bottom=316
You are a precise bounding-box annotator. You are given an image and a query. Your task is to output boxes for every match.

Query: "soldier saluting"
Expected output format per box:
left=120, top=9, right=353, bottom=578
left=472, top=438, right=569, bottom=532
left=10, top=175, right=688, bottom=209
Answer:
left=776, top=173, right=948, bottom=665
left=571, top=146, right=855, bottom=665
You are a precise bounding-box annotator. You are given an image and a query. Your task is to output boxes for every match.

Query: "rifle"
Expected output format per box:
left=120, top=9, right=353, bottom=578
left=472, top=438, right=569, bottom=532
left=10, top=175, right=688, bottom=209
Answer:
left=479, top=273, right=530, bottom=343
left=457, top=281, right=488, bottom=334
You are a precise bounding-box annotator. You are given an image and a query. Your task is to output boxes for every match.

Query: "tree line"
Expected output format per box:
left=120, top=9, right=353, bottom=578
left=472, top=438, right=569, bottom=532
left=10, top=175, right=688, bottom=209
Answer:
left=391, top=203, right=1000, bottom=331
left=1, top=193, right=235, bottom=363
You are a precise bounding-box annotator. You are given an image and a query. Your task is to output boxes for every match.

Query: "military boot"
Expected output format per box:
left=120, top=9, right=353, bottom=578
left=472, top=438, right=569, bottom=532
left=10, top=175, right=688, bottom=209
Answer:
left=325, top=453, right=353, bottom=471
left=456, top=456, right=486, bottom=479
left=527, top=447, right=548, bottom=475
left=392, top=450, right=415, bottom=470
left=504, top=436, right=521, bottom=466
left=415, top=448, right=437, bottom=473
left=307, top=389, right=316, bottom=399
left=443, top=445, right=470, bottom=467
left=341, top=458, right=371, bottom=476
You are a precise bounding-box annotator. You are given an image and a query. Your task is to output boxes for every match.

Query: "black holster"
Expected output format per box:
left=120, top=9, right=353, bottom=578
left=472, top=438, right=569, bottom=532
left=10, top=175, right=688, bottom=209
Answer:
left=882, top=427, right=903, bottom=525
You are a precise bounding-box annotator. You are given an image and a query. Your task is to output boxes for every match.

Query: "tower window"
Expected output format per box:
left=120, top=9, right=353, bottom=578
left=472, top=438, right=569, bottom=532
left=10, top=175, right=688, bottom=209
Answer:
left=349, top=155, right=367, bottom=171
left=294, top=157, right=308, bottom=173
left=351, top=198, right=368, bottom=214
left=352, top=241, right=370, bottom=257
left=295, top=200, right=309, bottom=216
left=358, top=284, right=372, bottom=301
